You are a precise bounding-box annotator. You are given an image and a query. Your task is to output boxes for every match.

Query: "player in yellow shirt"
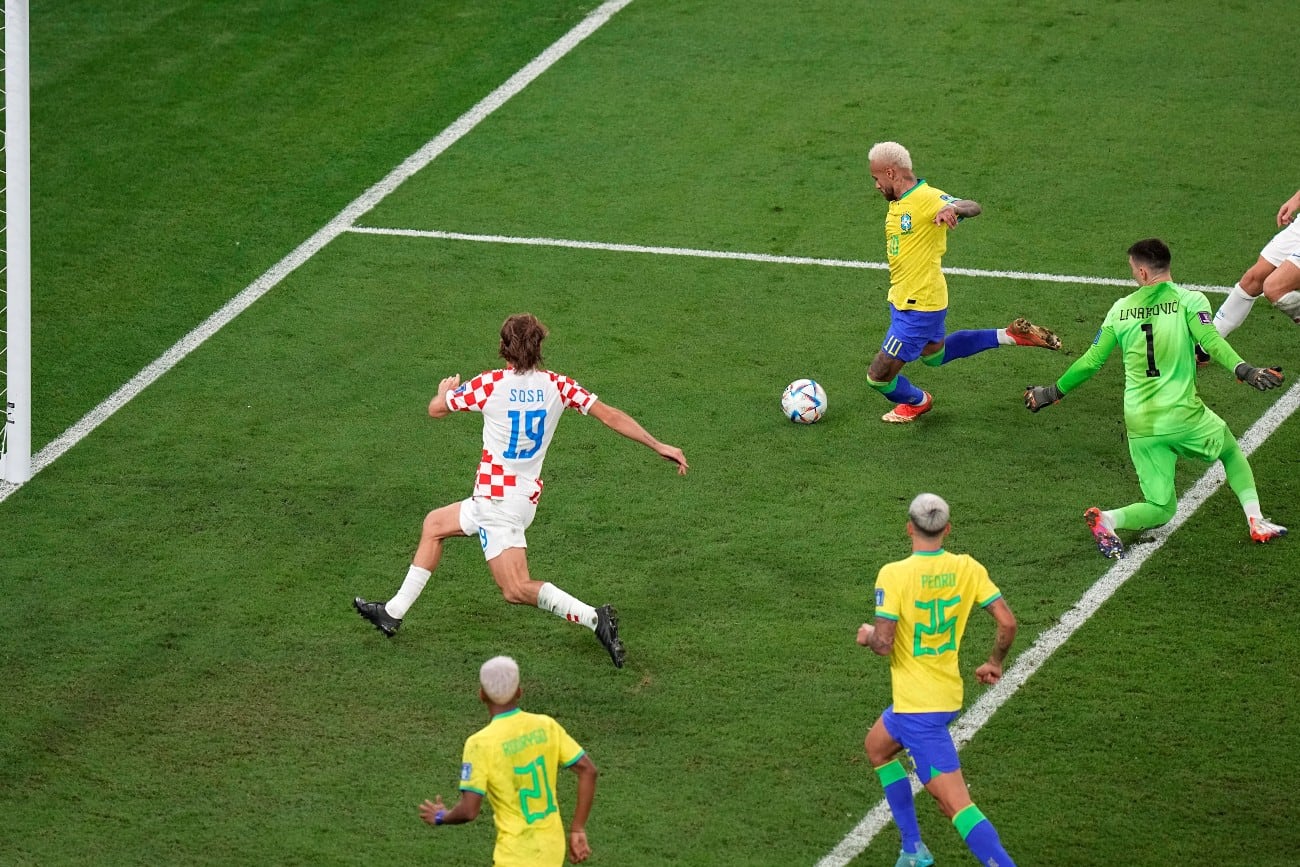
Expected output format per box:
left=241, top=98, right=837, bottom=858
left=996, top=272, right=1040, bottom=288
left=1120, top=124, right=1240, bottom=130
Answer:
left=419, top=656, right=598, bottom=866
left=857, top=494, right=1018, bottom=867
left=866, top=141, right=1062, bottom=423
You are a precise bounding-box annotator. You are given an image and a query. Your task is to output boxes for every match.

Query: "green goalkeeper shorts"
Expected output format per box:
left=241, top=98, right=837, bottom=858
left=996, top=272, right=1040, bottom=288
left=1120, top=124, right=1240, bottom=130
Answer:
left=1127, top=411, right=1233, bottom=507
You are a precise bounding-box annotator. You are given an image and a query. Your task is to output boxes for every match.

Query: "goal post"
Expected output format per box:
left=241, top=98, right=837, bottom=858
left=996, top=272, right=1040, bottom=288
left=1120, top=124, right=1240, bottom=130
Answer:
left=2, top=0, right=31, bottom=485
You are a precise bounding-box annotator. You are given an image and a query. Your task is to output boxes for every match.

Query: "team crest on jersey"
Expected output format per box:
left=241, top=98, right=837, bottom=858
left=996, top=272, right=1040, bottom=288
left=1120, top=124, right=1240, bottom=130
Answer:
left=900, top=213, right=912, bottom=233
left=461, top=762, right=472, bottom=781
left=1198, top=311, right=1212, bottom=324
left=875, top=588, right=884, bottom=606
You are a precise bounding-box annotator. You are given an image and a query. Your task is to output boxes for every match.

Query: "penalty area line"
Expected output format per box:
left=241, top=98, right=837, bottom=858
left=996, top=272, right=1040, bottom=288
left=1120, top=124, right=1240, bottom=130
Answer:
left=815, top=380, right=1300, bottom=867
left=0, top=0, right=639, bottom=507
left=346, top=225, right=1233, bottom=294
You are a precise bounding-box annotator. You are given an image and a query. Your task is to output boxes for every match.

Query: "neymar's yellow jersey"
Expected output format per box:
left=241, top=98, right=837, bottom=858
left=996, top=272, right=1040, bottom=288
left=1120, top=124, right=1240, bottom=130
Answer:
left=873, top=549, right=1001, bottom=713
left=884, top=180, right=961, bottom=312
left=459, top=708, right=586, bottom=867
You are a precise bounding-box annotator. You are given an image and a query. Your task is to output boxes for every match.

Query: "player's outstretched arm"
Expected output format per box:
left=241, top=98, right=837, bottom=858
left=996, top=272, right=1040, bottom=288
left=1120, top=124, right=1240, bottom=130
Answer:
left=1032, top=328, right=1114, bottom=407
left=428, top=374, right=462, bottom=418
left=1235, top=363, right=1284, bottom=391
left=975, top=598, right=1017, bottom=685
left=588, top=401, right=689, bottom=475
left=565, top=755, right=598, bottom=864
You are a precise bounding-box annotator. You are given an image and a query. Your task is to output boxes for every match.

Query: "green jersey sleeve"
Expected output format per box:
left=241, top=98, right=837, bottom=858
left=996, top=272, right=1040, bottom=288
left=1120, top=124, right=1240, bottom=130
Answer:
left=1056, top=324, right=1117, bottom=395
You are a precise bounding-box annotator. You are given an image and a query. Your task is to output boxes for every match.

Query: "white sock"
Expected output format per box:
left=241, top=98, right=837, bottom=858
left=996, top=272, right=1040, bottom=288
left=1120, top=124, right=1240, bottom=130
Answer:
left=996, top=328, right=1015, bottom=346
left=386, top=565, right=432, bottom=619
left=1273, top=289, right=1300, bottom=322
left=1099, top=510, right=1118, bottom=532
left=1213, top=284, right=1257, bottom=336
left=536, top=582, right=598, bottom=630
left=1243, top=501, right=1263, bottom=523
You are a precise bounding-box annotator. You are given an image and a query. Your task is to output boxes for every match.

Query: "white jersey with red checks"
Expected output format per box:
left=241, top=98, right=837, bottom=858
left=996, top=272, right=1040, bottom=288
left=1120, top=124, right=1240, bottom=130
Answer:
left=445, top=367, right=597, bottom=503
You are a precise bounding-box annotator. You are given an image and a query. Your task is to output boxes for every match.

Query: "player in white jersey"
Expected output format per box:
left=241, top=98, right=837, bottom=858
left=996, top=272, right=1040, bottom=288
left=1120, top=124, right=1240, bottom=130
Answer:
left=353, top=314, right=689, bottom=667
left=1204, top=189, right=1300, bottom=345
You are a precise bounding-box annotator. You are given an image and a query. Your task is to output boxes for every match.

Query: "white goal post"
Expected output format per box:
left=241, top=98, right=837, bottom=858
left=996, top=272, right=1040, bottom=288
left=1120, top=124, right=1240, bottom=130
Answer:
left=2, top=0, right=30, bottom=485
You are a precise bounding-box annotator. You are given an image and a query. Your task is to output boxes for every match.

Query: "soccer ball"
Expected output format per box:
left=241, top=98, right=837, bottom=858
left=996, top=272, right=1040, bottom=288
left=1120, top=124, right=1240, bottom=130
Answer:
left=781, top=379, right=826, bottom=424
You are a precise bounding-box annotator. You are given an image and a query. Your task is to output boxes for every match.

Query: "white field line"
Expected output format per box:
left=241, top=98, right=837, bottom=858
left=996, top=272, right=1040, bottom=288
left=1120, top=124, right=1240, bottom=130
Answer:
left=346, top=226, right=1234, bottom=295
left=816, top=380, right=1300, bottom=867
left=0, top=0, right=637, bottom=506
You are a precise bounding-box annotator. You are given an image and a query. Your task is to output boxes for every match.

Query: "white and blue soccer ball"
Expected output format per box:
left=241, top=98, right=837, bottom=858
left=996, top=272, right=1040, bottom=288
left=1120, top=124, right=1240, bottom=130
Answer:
left=781, top=378, right=827, bottom=424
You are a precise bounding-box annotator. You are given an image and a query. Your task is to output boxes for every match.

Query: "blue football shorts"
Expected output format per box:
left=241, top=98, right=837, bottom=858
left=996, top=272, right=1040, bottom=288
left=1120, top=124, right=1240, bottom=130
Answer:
left=881, top=705, right=961, bottom=785
left=880, top=306, right=948, bottom=363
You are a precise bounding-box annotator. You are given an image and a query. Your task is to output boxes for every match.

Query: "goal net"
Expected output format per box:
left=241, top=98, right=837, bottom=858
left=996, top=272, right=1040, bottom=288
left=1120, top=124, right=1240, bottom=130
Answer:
left=2, top=0, right=30, bottom=485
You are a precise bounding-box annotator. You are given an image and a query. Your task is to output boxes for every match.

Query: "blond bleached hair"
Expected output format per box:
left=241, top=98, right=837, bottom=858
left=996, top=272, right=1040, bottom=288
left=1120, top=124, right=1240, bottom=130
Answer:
left=908, top=492, right=950, bottom=536
left=868, top=141, right=912, bottom=170
left=480, top=655, right=520, bottom=704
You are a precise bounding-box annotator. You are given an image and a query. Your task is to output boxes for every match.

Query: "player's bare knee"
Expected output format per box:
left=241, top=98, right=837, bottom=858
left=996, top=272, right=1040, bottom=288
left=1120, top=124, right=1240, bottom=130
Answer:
left=864, top=723, right=899, bottom=765
left=932, top=793, right=971, bottom=820
left=925, top=774, right=973, bottom=819
left=1262, top=266, right=1300, bottom=302
left=1239, top=260, right=1272, bottom=295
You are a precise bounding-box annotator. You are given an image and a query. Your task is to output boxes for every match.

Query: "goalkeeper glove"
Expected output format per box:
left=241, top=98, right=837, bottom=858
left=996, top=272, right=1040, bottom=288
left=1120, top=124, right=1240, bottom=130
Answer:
left=1234, top=363, right=1284, bottom=391
left=1024, top=384, right=1063, bottom=412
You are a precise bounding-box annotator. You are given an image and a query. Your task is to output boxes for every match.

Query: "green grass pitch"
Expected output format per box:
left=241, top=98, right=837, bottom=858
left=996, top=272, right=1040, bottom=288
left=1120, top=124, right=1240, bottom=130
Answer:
left=3, top=1, right=1298, bottom=864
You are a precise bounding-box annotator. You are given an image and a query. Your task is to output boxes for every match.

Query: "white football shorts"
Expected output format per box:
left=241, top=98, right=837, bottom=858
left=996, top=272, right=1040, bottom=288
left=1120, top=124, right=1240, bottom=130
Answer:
left=1259, top=218, right=1300, bottom=266
left=459, top=496, right=537, bottom=561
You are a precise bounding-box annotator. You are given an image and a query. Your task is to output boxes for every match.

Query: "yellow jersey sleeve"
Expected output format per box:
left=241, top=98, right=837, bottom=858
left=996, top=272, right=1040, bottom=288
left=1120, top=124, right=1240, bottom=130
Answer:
left=874, top=563, right=903, bottom=621
left=972, top=559, right=1001, bottom=608
left=459, top=732, right=488, bottom=795
left=556, top=721, right=585, bottom=768
left=885, top=181, right=960, bottom=312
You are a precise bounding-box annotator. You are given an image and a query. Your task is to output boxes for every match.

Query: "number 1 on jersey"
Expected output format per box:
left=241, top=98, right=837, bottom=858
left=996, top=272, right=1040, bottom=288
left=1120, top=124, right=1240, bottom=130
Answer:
left=1140, top=322, right=1161, bottom=378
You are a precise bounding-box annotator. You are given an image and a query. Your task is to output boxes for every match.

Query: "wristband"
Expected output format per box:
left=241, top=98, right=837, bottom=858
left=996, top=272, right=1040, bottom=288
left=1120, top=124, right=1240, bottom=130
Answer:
left=434, top=809, right=446, bottom=826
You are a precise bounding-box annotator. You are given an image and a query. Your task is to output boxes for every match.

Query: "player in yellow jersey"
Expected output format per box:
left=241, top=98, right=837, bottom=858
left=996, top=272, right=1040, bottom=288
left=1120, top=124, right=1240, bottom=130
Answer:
left=419, top=656, right=598, bottom=865
left=865, top=142, right=1062, bottom=423
left=857, top=494, right=1018, bottom=867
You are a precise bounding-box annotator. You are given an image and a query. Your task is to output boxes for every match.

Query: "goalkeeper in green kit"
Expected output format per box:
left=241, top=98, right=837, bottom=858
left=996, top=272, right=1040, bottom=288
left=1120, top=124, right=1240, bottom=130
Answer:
left=1024, top=238, right=1287, bottom=558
